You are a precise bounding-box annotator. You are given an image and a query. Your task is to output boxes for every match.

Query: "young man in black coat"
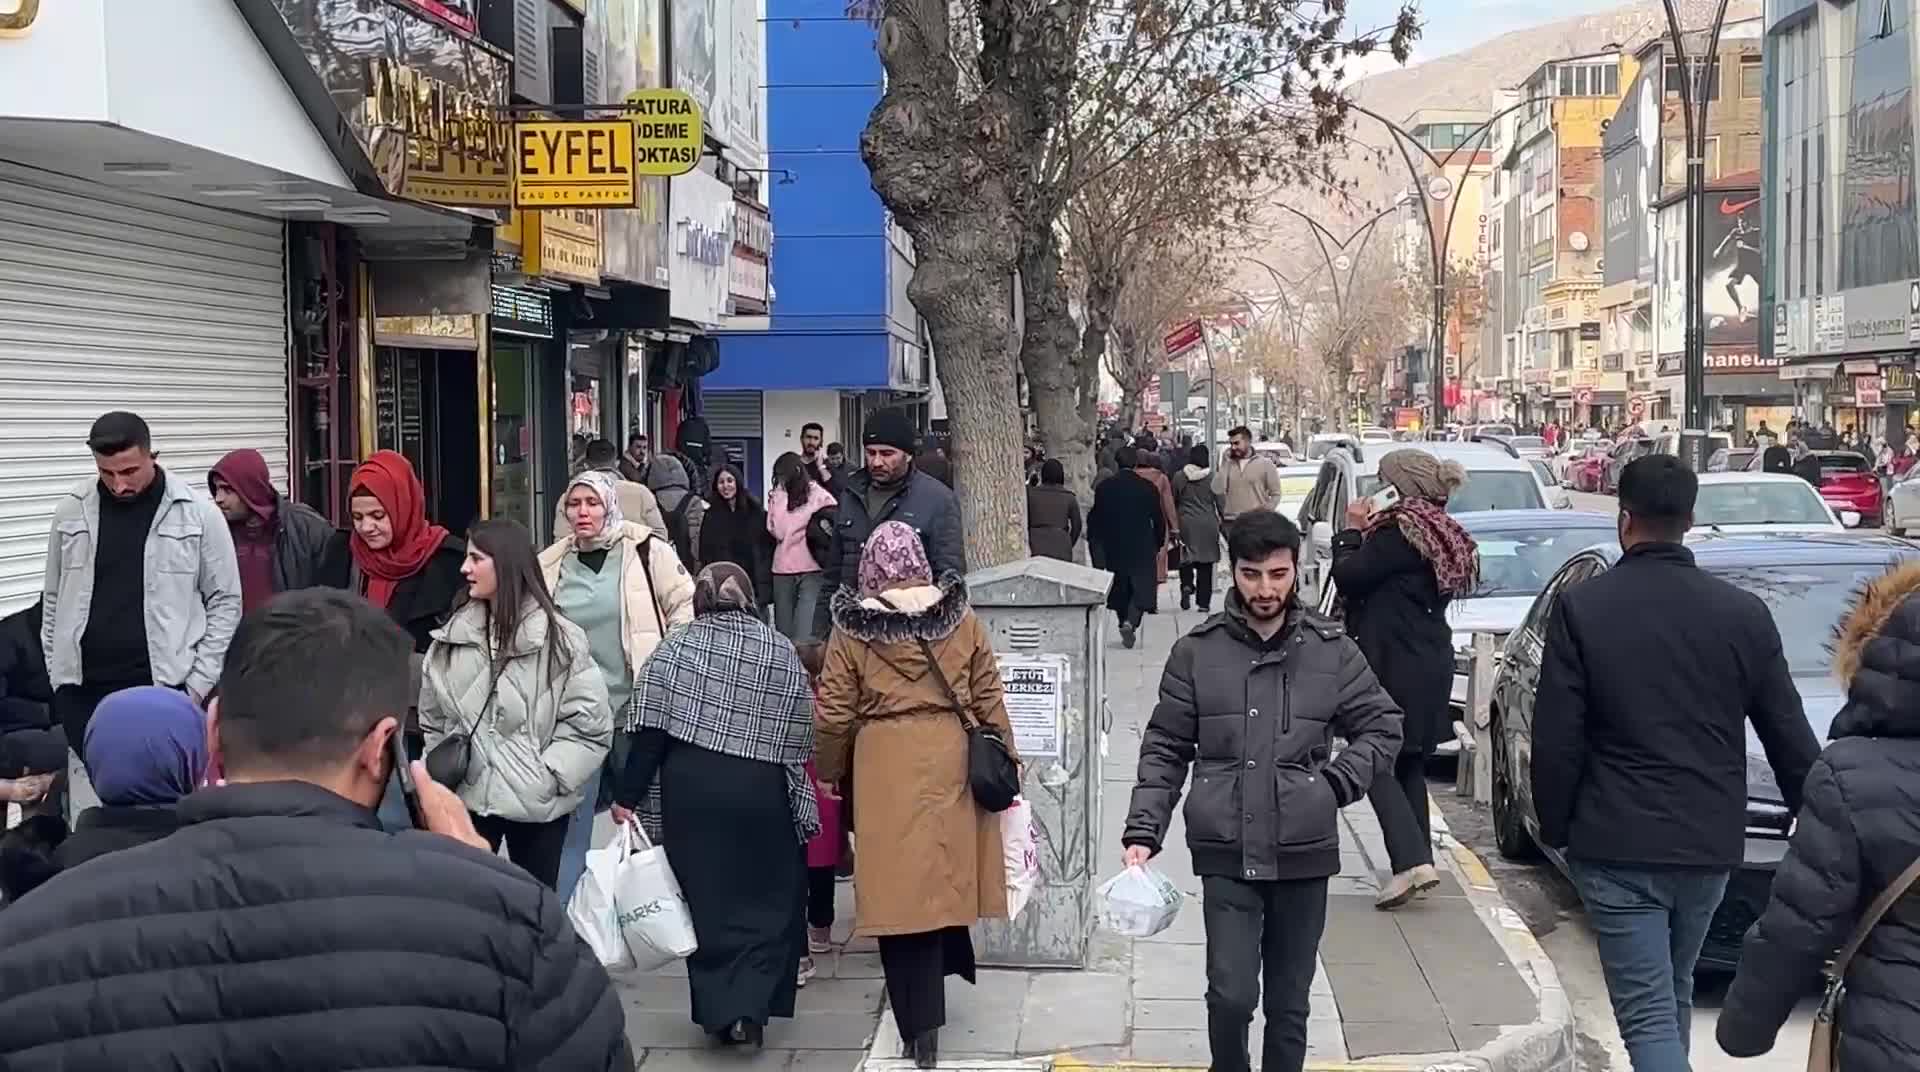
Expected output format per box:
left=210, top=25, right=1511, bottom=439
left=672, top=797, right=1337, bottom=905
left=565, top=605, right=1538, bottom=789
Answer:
left=1531, top=455, right=1818, bottom=1072
left=0, top=590, right=633, bottom=1072
left=1087, top=446, right=1166, bottom=648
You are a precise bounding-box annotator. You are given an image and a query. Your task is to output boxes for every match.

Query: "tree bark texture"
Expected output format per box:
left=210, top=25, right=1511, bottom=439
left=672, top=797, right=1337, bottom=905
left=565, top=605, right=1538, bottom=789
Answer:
left=860, top=0, right=1030, bottom=570
left=1019, top=228, right=1096, bottom=504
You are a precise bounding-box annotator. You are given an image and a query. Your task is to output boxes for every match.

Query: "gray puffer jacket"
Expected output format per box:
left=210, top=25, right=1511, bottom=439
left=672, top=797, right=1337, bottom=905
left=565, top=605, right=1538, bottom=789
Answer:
left=1123, top=595, right=1403, bottom=881
left=419, top=600, right=613, bottom=824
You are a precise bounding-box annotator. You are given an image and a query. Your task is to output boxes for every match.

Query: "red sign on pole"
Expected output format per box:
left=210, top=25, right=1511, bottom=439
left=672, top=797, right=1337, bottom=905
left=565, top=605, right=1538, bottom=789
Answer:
left=1163, top=320, right=1203, bottom=357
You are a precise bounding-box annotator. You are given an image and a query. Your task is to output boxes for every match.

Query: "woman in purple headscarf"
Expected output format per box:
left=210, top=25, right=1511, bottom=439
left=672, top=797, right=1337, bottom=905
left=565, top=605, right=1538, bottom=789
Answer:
left=53, top=687, right=207, bottom=871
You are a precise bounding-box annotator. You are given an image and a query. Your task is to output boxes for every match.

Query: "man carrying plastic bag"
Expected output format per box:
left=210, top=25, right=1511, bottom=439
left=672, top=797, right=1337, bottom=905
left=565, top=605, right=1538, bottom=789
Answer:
left=1118, top=512, right=1403, bottom=1072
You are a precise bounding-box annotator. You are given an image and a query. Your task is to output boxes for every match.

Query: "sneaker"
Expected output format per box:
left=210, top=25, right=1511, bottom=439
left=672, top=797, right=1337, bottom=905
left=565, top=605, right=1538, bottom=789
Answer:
left=1120, top=623, right=1137, bottom=649
left=1374, top=863, right=1441, bottom=910
left=1180, top=590, right=1192, bottom=610
left=808, top=926, right=833, bottom=954
left=797, top=956, right=817, bottom=987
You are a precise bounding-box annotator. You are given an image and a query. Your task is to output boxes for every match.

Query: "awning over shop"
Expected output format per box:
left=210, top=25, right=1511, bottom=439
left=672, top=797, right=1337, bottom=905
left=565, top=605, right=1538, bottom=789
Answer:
left=707, top=331, right=892, bottom=391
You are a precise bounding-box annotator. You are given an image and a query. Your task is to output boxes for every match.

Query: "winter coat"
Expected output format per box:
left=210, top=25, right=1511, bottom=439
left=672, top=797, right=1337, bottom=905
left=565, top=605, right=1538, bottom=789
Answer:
left=1212, top=454, right=1284, bottom=521
left=697, top=496, right=774, bottom=604
left=324, top=533, right=468, bottom=656
left=1530, top=542, right=1820, bottom=868
left=0, top=780, right=632, bottom=1071
left=768, top=482, right=837, bottom=574
left=1719, top=560, right=1920, bottom=1069
left=1136, top=465, right=1179, bottom=583
left=1329, top=524, right=1455, bottom=755
left=0, top=601, right=49, bottom=737
left=208, top=449, right=336, bottom=594
left=1026, top=484, right=1083, bottom=562
left=1088, top=470, right=1166, bottom=616
left=539, top=523, right=697, bottom=689
left=419, top=600, right=613, bottom=824
left=815, top=579, right=1016, bottom=935
left=826, top=468, right=965, bottom=590
left=550, top=470, right=670, bottom=544
left=1171, top=464, right=1223, bottom=564
left=1123, top=596, right=1403, bottom=880
left=645, top=455, right=708, bottom=569
left=52, top=804, right=182, bottom=871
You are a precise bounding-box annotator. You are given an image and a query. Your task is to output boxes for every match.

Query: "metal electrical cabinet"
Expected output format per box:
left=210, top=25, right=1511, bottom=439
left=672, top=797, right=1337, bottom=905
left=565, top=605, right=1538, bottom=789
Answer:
left=967, top=556, right=1113, bottom=968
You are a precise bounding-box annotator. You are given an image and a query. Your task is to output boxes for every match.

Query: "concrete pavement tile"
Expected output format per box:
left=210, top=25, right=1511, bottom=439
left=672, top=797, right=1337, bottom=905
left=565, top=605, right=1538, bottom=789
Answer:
left=830, top=952, right=886, bottom=979
left=635, top=1049, right=771, bottom=1072
left=764, top=1012, right=882, bottom=1050
left=1310, top=962, right=1332, bottom=996
left=940, top=970, right=1030, bottom=1056
left=1320, top=961, right=1444, bottom=1024
left=1308, top=993, right=1338, bottom=1021
left=623, top=1010, right=720, bottom=1050
left=1132, top=943, right=1209, bottom=999
left=1318, top=900, right=1414, bottom=965
left=1135, top=998, right=1211, bottom=1031
left=1305, top=1018, right=1348, bottom=1063
left=784, top=1050, right=864, bottom=1072
left=615, top=975, right=696, bottom=1004
left=1138, top=900, right=1209, bottom=945
left=1057, top=1044, right=1133, bottom=1063
left=1421, top=871, right=1467, bottom=897
left=1326, top=875, right=1380, bottom=897
left=792, top=978, right=887, bottom=1013
left=1018, top=972, right=1130, bottom=1052
left=1451, top=1024, right=1503, bottom=1050
left=1340, top=1020, right=1458, bottom=1060
left=1128, top=1029, right=1214, bottom=1065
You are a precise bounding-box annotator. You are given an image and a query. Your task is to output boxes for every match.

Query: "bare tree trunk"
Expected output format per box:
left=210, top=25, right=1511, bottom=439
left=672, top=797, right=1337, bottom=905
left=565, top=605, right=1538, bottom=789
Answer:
left=1019, top=229, right=1095, bottom=504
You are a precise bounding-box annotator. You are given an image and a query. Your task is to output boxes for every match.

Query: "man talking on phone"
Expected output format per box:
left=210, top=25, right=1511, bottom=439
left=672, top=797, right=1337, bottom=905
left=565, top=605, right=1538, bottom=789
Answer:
left=0, top=589, right=633, bottom=1071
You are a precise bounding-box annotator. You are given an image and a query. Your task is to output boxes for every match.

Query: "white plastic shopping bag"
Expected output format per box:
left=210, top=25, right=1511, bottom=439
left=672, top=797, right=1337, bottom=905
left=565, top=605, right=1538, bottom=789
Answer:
left=1001, top=797, right=1040, bottom=921
left=1095, top=864, right=1183, bottom=938
left=613, top=823, right=700, bottom=971
left=567, top=825, right=637, bottom=971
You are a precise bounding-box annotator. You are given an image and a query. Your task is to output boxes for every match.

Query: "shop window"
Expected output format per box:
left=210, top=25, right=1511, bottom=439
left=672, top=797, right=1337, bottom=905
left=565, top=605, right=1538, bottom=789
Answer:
left=288, top=223, right=357, bottom=524
left=1740, top=55, right=1763, bottom=98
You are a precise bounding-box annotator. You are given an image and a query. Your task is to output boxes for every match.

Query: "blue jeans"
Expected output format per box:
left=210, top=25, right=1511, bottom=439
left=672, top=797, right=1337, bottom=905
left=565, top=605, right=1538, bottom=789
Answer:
left=555, top=770, right=603, bottom=904
left=1568, top=860, right=1729, bottom=1072
left=772, top=572, right=825, bottom=643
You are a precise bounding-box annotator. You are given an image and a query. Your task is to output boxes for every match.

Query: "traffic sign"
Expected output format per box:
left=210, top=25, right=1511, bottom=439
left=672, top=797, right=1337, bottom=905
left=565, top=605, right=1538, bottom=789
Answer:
left=513, top=120, right=636, bottom=207
left=1628, top=395, right=1646, bottom=418
left=625, top=89, right=704, bottom=176
left=1163, top=320, right=1204, bottom=357
left=1575, top=387, right=1594, bottom=405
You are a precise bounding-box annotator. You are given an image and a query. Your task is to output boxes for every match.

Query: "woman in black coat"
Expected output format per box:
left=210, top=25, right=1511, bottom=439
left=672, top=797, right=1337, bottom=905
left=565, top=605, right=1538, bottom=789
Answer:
left=1330, top=449, right=1478, bottom=910
left=53, top=687, right=203, bottom=873
left=697, top=464, right=774, bottom=610
left=1026, top=459, right=1083, bottom=562
left=1087, top=446, right=1166, bottom=649
left=1719, top=559, right=1920, bottom=1069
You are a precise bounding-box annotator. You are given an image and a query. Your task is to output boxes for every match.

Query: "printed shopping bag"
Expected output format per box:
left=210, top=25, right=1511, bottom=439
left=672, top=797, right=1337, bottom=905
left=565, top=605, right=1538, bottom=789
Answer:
left=1002, top=797, right=1041, bottom=920
left=614, top=823, right=700, bottom=971
left=567, top=825, right=638, bottom=971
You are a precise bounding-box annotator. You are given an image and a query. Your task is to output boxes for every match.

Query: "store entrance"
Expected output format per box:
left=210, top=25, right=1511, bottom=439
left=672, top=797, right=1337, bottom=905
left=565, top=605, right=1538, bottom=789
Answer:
left=373, top=347, right=482, bottom=534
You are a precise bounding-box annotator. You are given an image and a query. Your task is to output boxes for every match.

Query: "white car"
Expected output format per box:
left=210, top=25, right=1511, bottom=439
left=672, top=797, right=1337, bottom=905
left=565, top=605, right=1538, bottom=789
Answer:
left=1359, top=427, right=1395, bottom=444
left=1274, top=464, right=1320, bottom=519
left=1890, top=469, right=1920, bottom=537
left=1306, top=433, right=1359, bottom=460
left=1526, top=459, right=1573, bottom=509
left=1254, top=441, right=1296, bottom=464
left=1691, top=472, right=1855, bottom=534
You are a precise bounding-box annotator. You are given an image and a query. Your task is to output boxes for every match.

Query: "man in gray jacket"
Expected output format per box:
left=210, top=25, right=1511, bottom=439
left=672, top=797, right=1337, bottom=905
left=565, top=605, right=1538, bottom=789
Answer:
left=41, top=412, right=241, bottom=762
left=1211, top=426, right=1283, bottom=529
left=1123, top=510, right=1402, bottom=1072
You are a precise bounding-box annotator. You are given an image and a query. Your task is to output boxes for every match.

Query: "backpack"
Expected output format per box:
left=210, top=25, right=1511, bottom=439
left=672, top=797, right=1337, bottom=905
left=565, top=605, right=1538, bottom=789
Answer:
left=664, top=494, right=698, bottom=569
left=805, top=506, right=837, bottom=568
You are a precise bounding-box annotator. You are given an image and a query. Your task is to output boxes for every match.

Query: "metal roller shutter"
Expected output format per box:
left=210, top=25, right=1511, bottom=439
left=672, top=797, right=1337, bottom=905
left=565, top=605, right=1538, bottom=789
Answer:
left=0, top=161, right=288, bottom=614
left=701, top=390, right=763, bottom=438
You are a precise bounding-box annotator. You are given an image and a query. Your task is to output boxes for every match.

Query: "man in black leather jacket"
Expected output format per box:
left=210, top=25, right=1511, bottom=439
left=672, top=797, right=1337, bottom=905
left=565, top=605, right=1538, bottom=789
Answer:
left=1122, top=511, right=1402, bottom=1072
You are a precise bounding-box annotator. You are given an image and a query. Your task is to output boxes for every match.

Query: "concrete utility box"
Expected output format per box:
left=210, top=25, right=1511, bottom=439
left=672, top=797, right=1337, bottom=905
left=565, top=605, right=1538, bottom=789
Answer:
left=966, top=555, right=1112, bottom=968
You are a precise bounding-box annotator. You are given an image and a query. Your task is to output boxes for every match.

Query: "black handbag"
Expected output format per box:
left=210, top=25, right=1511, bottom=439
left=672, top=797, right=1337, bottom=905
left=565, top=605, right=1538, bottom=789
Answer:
left=424, top=649, right=505, bottom=789
left=917, top=637, right=1020, bottom=812
left=805, top=506, right=837, bottom=566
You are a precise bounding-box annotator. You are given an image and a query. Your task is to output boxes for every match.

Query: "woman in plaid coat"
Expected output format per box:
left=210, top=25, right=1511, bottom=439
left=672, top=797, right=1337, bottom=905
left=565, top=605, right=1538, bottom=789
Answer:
left=613, top=562, right=818, bottom=1050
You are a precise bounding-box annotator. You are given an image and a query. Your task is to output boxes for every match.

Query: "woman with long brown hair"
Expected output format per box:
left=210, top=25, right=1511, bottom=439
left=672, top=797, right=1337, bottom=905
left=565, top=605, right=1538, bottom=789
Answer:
left=419, top=519, right=611, bottom=889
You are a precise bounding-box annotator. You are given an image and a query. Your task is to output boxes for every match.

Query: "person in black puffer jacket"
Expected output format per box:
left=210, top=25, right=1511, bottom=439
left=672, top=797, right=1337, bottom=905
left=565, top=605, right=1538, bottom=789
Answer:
left=1718, top=558, right=1920, bottom=1070
left=0, top=589, right=632, bottom=1072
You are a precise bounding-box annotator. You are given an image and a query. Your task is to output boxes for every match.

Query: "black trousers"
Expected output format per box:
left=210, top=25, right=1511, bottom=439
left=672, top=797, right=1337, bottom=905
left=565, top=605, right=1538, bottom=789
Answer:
left=806, top=865, right=837, bottom=929
left=472, top=813, right=571, bottom=889
left=877, top=927, right=977, bottom=1038
left=1368, top=748, right=1433, bottom=873
left=1178, top=563, right=1215, bottom=607
left=1201, top=875, right=1330, bottom=1072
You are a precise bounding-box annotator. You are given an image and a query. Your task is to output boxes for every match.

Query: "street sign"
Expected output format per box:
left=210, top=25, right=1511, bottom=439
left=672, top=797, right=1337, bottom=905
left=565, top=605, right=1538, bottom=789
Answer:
left=1163, top=319, right=1203, bottom=357
left=1426, top=175, right=1454, bottom=201
left=1628, top=395, right=1646, bottom=418
left=1333, top=254, right=1353, bottom=273
left=625, top=89, right=704, bottom=176
left=1575, top=387, right=1594, bottom=405
left=513, top=121, right=636, bottom=207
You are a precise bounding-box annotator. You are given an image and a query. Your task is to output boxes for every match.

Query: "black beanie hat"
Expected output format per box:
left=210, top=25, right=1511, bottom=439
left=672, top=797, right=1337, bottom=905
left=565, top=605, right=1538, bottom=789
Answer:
left=863, top=409, right=917, bottom=453
left=0, top=727, right=68, bottom=778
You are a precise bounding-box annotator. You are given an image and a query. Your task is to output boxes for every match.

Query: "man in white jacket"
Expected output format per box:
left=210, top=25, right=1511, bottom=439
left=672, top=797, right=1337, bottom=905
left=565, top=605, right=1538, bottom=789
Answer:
left=1211, top=426, right=1282, bottom=531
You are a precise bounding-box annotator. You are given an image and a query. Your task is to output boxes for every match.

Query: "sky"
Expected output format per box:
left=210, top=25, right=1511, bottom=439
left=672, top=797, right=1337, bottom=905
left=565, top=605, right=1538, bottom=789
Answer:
left=1344, top=0, right=1630, bottom=70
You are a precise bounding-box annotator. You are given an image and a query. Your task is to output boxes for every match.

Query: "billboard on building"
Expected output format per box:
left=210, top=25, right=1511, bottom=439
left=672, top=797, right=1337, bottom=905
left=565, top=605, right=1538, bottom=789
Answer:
left=1656, top=187, right=1762, bottom=355
left=1602, top=67, right=1646, bottom=287
left=1633, top=72, right=1660, bottom=285
left=674, top=0, right=718, bottom=115
left=599, top=0, right=670, bottom=286
left=712, top=0, right=763, bottom=159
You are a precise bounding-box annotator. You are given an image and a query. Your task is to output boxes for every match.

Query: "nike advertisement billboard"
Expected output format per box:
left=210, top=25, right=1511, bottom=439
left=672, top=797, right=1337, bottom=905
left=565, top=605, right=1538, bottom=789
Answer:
left=1655, top=186, right=1762, bottom=355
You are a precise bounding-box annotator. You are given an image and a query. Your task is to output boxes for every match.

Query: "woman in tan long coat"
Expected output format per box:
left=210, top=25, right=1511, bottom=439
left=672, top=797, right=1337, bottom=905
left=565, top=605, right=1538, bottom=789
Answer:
left=816, top=521, right=1016, bottom=1070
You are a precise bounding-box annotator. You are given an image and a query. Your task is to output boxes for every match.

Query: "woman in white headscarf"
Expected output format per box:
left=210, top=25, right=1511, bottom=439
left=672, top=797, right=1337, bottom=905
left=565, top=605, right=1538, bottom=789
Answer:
left=540, top=469, right=696, bottom=900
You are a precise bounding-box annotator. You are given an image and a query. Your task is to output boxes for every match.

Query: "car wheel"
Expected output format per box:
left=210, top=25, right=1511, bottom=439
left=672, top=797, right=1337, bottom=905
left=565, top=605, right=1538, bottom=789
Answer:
left=1490, top=713, right=1538, bottom=861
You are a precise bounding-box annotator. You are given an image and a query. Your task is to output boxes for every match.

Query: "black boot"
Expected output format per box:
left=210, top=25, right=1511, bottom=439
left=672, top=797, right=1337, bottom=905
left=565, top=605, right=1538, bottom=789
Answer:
left=1120, top=622, right=1136, bottom=649
left=1205, top=1009, right=1251, bottom=1072
left=912, top=1029, right=939, bottom=1069
left=1180, top=589, right=1192, bottom=611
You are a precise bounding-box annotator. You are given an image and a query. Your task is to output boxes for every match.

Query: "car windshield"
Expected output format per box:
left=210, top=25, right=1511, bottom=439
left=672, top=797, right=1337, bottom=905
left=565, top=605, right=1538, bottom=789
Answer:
left=1712, top=563, right=1908, bottom=675
left=1694, top=482, right=1834, bottom=527
left=1528, top=460, right=1554, bottom=485
left=1358, top=470, right=1545, bottom=512
left=1818, top=454, right=1870, bottom=475
left=1307, top=438, right=1352, bottom=459
left=1277, top=475, right=1317, bottom=500
left=1510, top=436, right=1546, bottom=450
left=1470, top=528, right=1616, bottom=597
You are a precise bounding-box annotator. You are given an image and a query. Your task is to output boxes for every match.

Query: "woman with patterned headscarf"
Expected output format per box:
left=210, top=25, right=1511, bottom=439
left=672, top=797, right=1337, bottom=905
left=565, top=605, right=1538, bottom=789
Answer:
left=539, top=468, right=695, bottom=902
left=614, top=562, right=818, bottom=1049
left=815, top=521, right=1018, bottom=1068
left=1330, top=448, right=1480, bottom=910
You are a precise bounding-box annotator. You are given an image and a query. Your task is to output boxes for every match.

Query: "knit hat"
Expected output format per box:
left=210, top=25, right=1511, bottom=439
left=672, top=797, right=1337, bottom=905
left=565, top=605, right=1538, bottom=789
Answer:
left=863, top=409, right=917, bottom=453
left=1377, top=449, right=1468, bottom=503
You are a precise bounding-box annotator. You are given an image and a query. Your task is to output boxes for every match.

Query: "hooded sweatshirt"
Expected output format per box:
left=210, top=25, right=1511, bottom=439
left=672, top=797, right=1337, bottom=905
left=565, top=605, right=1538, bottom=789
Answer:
left=209, top=450, right=278, bottom=614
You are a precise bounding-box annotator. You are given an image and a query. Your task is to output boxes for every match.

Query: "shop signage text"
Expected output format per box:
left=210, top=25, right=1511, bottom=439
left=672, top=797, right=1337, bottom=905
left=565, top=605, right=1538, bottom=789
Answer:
left=491, top=285, right=553, bottom=339
left=1885, top=363, right=1916, bottom=403
left=366, top=55, right=511, bottom=207
left=1704, top=351, right=1781, bottom=373
left=678, top=217, right=730, bottom=265
left=734, top=200, right=772, bottom=258
left=729, top=252, right=768, bottom=304
left=514, top=121, right=636, bottom=207
left=625, top=90, right=704, bottom=176
left=396, top=0, right=476, bottom=33
left=525, top=209, right=603, bottom=285
left=0, top=0, right=40, bottom=34
left=1857, top=376, right=1884, bottom=407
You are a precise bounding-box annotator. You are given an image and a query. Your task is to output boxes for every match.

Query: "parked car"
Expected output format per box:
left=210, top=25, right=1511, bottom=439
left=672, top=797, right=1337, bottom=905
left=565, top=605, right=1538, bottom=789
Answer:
left=1694, top=472, right=1853, bottom=534
left=1293, top=441, right=1547, bottom=604
left=1316, top=510, right=1615, bottom=759
left=1306, top=433, right=1359, bottom=460
left=1274, top=464, right=1320, bottom=519
left=1809, top=451, right=1882, bottom=527
left=1253, top=441, right=1296, bottom=465
left=1486, top=434, right=1551, bottom=463
left=1602, top=437, right=1658, bottom=494
left=1488, top=532, right=1917, bottom=971
left=1888, top=468, right=1920, bottom=537
left=1555, top=443, right=1609, bottom=488
left=1358, top=427, right=1395, bottom=444
left=1527, top=459, right=1573, bottom=509
left=1707, top=447, right=1758, bottom=472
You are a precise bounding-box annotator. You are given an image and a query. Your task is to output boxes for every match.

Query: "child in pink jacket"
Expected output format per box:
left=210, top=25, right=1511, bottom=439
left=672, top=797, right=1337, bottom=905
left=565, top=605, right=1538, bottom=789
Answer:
left=797, top=641, right=843, bottom=986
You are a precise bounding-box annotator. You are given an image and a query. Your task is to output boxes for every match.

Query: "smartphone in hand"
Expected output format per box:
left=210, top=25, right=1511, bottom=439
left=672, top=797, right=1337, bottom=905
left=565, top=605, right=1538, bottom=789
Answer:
left=388, top=732, right=426, bottom=829
left=1368, top=484, right=1402, bottom=515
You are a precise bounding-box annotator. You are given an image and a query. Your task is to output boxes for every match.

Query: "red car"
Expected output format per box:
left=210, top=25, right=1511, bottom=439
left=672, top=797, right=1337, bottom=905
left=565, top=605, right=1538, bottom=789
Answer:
left=1812, top=451, right=1883, bottom=527
left=1567, top=449, right=1611, bottom=493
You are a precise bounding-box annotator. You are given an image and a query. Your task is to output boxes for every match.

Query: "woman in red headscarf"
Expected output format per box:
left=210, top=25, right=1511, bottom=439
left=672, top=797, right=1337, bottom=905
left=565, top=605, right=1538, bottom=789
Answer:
left=322, top=451, right=466, bottom=828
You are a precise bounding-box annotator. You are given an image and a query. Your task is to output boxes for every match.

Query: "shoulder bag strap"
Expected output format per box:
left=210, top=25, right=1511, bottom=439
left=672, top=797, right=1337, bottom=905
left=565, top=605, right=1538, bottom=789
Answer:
left=633, top=537, right=670, bottom=636
left=1832, top=853, right=1920, bottom=981
left=916, top=636, right=980, bottom=731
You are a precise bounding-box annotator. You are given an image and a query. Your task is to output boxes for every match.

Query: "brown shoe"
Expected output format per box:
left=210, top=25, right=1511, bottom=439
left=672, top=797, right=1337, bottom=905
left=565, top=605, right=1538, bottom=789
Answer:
left=1374, top=864, right=1440, bottom=910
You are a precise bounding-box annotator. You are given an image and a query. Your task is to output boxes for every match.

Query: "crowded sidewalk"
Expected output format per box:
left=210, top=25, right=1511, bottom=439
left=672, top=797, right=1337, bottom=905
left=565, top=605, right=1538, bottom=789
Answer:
left=613, top=578, right=1573, bottom=1072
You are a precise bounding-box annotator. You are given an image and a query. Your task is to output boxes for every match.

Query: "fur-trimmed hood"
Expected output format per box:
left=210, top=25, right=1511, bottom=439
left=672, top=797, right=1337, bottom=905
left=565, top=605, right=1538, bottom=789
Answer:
left=1833, top=559, right=1920, bottom=686
left=829, top=572, right=970, bottom=643
left=1829, top=558, right=1920, bottom=742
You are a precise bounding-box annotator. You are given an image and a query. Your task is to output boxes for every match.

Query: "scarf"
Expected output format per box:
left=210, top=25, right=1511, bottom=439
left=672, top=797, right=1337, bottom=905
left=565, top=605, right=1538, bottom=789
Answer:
left=565, top=470, right=626, bottom=552
left=858, top=520, right=933, bottom=597
left=1365, top=496, right=1481, bottom=596
left=348, top=451, right=449, bottom=609
left=84, top=686, right=208, bottom=806
left=628, top=611, right=820, bottom=842
left=694, top=562, right=756, bottom=616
